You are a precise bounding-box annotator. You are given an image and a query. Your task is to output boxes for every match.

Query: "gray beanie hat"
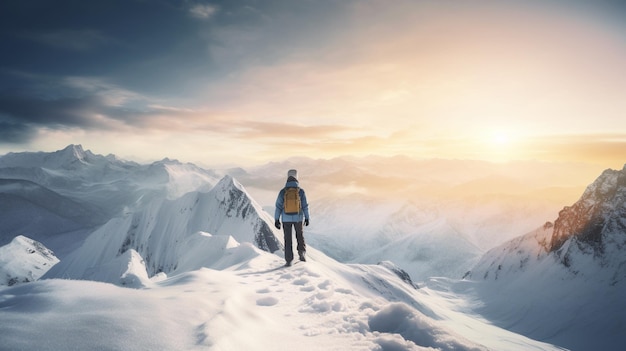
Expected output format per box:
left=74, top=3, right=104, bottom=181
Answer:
left=287, top=169, right=298, bottom=179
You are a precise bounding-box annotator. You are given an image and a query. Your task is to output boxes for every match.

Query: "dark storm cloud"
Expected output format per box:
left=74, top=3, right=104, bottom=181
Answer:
left=0, top=0, right=208, bottom=138
left=0, top=0, right=206, bottom=92
left=0, top=93, right=105, bottom=127
left=0, top=121, right=35, bottom=144
left=28, top=29, right=117, bottom=52
left=0, top=0, right=353, bottom=143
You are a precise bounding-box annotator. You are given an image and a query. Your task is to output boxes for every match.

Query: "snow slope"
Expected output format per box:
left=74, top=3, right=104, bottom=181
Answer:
left=0, top=179, right=101, bottom=256
left=0, top=145, right=222, bottom=257
left=45, top=175, right=282, bottom=285
left=464, top=165, right=626, bottom=350
left=0, top=235, right=59, bottom=286
left=0, top=244, right=565, bottom=351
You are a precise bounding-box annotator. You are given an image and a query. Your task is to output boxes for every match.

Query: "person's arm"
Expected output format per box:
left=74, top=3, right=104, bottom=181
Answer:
left=300, top=189, right=310, bottom=222
left=274, top=189, right=285, bottom=221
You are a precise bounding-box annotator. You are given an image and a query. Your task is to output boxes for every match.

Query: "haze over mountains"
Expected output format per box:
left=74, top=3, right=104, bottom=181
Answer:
left=0, top=145, right=624, bottom=350
left=0, top=144, right=602, bottom=280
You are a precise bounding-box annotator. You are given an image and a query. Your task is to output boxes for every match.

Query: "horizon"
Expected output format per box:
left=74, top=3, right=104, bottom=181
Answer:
left=0, top=143, right=611, bottom=211
left=1, top=1, right=626, bottom=167
left=3, top=142, right=623, bottom=170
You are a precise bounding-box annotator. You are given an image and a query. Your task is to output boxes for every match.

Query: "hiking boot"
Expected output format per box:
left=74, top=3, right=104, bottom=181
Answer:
left=285, top=261, right=292, bottom=267
left=299, top=253, right=306, bottom=262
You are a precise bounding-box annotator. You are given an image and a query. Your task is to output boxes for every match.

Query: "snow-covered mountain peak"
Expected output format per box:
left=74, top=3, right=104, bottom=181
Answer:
left=213, top=174, right=248, bottom=197
left=550, top=164, right=626, bottom=255
left=44, top=172, right=282, bottom=285
left=469, top=163, right=626, bottom=284
left=0, top=144, right=124, bottom=173
left=59, top=143, right=87, bottom=162
left=146, top=159, right=222, bottom=199
left=39, top=144, right=105, bottom=171
left=0, top=235, right=59, bottom=286
left=462, top=165, right=626, bottom=350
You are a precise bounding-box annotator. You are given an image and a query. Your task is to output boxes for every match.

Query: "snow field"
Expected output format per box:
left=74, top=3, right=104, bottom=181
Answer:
left=0, top=245, right=567, bottom=351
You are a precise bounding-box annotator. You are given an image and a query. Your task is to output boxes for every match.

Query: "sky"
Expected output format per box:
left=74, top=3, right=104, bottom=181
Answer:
left=1, top=0, right=626, bottom=167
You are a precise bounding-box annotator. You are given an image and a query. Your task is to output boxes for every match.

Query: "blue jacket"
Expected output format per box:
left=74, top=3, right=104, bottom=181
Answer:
left=275, top=179, right=310, bottom=223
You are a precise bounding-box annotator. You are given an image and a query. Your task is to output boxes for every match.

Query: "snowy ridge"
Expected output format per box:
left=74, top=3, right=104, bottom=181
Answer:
left=0, top=144, right=222, bottom=212
left=0, top=144, right=93, bottom=169
left=464, top=164, right=626, bottom=350
left=469, top=164, right=626, bottom=285
left=550, top=165, right=626, bottom=268
left=0, top=235, right=59, bottom=286
left=45, top=175, right=282, bottom=286
left=470, top=166, right=626, bottom=286
left=1, top=244, right=564, bottom=350
left=0, top=145, right=222, bottom=257
left=466, top=222, right=553, bottom=281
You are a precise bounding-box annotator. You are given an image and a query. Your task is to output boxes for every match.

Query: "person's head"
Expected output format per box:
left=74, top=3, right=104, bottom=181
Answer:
left=287, top=169, right=298, bottom=181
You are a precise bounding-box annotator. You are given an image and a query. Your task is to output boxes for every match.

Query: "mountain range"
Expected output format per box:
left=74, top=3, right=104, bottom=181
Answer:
left=1, top=145, right=624, bottom=350
left=0, top=144, right=221, bottom=255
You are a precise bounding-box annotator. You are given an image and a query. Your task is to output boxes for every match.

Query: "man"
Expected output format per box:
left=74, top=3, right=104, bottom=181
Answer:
left=275, top=169, right=310, bottom=266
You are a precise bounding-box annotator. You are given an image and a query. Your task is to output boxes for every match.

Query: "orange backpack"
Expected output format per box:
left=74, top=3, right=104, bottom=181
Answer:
left=284, top=187, right=301, bottom=214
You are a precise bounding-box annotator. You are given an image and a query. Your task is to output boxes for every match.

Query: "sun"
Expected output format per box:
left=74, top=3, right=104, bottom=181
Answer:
left=492, top=132, right=510, bottom=145
left=480, top=129, right=522, bottom=161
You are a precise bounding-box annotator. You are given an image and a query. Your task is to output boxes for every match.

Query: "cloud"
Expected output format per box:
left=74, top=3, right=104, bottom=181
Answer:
left=237, top=121, right=353, bottom=140
left=0, top=91, right=160, bottom=146
left=62, top=77, right=146, bottom=107
left=525, top=134, right=626, bottom=166
left=0, top=121, right=35, bottom=144
left=256, top=134, right=401, bottom=159
left=0, top=74, right=160, bottom=136
left=189, top=4, right=218, bottom=20
left=0, top=94, right=104, bottom=127
left=27, top=29, right=116, bottom=52
left=1, top=0, right=625, bottom=167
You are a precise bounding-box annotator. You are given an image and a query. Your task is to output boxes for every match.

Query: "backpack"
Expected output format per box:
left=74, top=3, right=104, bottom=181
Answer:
left=283, top=187, right=301, bottom=214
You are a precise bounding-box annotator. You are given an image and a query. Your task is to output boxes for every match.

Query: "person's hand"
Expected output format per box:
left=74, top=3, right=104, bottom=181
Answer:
left=274, top=220, right=281, bottom=230
left=304, top=218, right=309, bottom=226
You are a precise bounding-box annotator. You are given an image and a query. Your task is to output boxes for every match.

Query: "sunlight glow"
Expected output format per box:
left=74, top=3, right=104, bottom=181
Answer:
left=492, top=132, right=511, bottom=146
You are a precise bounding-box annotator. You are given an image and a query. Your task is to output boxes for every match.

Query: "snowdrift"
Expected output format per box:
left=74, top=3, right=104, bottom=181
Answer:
left=0, top=244, right=563, bottom=351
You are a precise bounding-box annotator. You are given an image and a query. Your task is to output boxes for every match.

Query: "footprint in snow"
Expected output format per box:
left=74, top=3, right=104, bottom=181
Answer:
left=292, top=278, right=309, bottom=286
left=335, top=288, right=353, bottom=295
left=317, top=280, right=332, bottom=290
left=256, top=296, right=279, bottom=306
left=279, top=273, right=294, bottom=281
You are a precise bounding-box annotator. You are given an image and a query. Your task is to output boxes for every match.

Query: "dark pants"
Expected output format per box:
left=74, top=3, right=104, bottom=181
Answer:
left=283, top=221, right=306, bottom=263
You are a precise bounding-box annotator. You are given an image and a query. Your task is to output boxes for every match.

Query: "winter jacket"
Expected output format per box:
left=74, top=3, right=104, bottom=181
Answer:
left=275, top=179, right=310, bottom=223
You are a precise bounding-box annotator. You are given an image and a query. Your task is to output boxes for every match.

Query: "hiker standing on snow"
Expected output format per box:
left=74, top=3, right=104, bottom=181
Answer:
left=275, top=169, right=310, bottom=266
